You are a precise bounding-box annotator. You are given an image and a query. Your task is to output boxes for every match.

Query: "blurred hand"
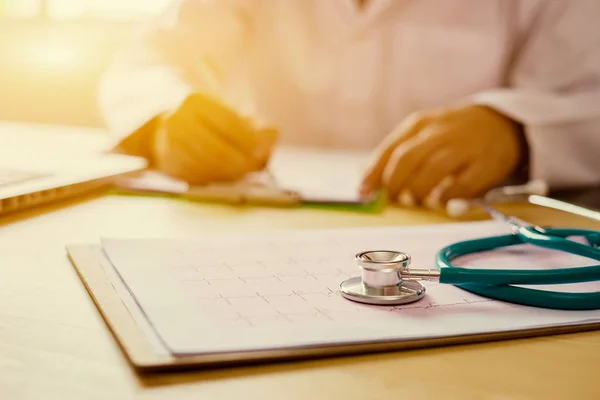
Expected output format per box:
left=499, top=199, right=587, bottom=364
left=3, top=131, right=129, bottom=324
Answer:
left=360, top=105, right=524, bottom=207
left=152, top=93, right=278, bottom=184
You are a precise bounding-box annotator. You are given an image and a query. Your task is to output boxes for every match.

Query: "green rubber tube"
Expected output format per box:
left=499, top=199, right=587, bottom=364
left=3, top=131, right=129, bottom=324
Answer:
left=456, top=283, right=600, bottom=311
left=435, top=228, right=600, bottom=310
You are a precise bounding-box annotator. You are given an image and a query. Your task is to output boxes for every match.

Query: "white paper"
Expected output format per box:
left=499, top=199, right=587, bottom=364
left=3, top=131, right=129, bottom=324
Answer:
left=100, top=221, right=600, bottom=356
left=95, top=247, right=170, bottom=355
left=115, top=146, right=371, bottom=204
left=268, top=146, right=370, bottom=203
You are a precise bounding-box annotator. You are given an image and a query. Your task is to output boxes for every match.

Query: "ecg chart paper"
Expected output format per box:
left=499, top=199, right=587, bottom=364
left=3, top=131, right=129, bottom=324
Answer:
left=100, top=221, right=600, bottom=356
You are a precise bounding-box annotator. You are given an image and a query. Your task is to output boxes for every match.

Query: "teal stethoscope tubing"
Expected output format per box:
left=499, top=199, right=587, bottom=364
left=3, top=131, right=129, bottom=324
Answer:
left=435, top=228, right=600, bottom=310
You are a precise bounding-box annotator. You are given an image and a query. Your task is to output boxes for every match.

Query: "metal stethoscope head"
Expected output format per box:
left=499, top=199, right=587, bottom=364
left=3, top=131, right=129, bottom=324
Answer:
left=340, top=250, right=440, bottom=305
left=341, top=200, right=600, bottom=310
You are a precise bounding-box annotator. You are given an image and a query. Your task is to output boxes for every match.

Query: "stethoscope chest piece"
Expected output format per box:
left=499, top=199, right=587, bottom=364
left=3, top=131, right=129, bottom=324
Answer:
left=340, top=250, right=426, bottom=306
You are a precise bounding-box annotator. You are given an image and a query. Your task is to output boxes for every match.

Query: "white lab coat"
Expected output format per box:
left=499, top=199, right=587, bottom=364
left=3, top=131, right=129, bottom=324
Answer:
left=98, top=0, right=600, bottom=189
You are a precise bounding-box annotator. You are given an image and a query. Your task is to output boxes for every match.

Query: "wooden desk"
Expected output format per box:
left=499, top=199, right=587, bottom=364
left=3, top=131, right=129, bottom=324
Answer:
left=1, top=194, right=599, bottom=399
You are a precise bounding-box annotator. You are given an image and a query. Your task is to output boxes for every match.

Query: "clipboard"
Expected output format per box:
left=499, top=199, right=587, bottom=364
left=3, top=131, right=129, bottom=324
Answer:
left=110, top=170, right=385, bottom=212
left=109, top=146, right=386, bottom=213
left=67, top=244, right=600, bottom=373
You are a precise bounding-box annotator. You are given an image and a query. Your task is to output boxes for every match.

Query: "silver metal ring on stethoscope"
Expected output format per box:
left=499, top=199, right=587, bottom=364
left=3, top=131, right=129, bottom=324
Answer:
left=340, top=250, right=426, bottom=306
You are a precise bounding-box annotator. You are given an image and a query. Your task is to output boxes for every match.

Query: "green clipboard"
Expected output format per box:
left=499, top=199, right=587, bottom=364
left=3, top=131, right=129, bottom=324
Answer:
left=109, top=187, right=386, bottom=213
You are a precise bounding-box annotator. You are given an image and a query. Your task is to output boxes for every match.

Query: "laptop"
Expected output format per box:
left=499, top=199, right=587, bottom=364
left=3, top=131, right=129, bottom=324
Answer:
left=0, top=123, right=147, bottom=216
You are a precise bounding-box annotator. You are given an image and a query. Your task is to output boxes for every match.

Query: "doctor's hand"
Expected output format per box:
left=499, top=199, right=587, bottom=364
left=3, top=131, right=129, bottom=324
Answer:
left=360, top=105, right=524, bottom=208
left=152, top=93, right=278, bottom=184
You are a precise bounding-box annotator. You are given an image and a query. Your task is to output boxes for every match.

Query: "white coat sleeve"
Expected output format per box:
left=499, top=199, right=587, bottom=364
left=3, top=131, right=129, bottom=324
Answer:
left=96, top=0, right=254, bottom=157
left=471, top=0, right=600, bottom=190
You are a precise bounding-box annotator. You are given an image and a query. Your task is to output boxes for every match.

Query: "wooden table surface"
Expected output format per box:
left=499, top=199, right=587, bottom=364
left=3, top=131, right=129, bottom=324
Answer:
left=1, top=192, right=599, bottom=400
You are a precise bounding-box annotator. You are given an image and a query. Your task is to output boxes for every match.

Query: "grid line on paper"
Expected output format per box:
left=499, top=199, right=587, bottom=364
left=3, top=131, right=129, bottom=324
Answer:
left=169, top=230, right=598, bottom=328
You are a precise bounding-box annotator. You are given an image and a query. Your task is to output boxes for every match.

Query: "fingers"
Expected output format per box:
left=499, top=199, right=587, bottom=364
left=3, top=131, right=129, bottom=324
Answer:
left=183, top=121, right=253, bottom=179
left=159, top=112, right=255, bottom=183
left=252, top=124, right=279, bottom=170
left=155, top=92, right=280, bottom=184
left=361, top=103, right=522, bottom=208
left=422, top=175, right=456, bottom=210
left=186, top=93, right=273, bottom=169
left=153, top=122, right=206, bottom=182
left=360, top=113, right=430, bottom=196
left=439, top=160, right=495, bottom=203
left=402, top=147, right=469, bottom=203
left=381, top=126, right=444, bottom=200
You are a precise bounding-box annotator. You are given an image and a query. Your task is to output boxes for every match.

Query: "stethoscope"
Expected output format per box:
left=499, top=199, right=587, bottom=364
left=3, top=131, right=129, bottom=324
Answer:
left=340, top=184, right=600, bottom=311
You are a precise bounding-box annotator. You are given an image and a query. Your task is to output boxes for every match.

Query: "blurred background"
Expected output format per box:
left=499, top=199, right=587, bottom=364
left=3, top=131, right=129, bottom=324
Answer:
left=0, top=0, right=169, bottom=128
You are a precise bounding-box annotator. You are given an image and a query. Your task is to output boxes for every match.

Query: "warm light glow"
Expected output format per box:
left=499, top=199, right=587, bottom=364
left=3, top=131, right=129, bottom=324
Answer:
left=84, top=0, right=172, bottom=20
left=2, top=0, right=41, bottom=19
left=47, top=0, right=85, bottom=20
left=1, top=0, right=172, bottom=20
left=26, top=39, right=81, bottom=70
